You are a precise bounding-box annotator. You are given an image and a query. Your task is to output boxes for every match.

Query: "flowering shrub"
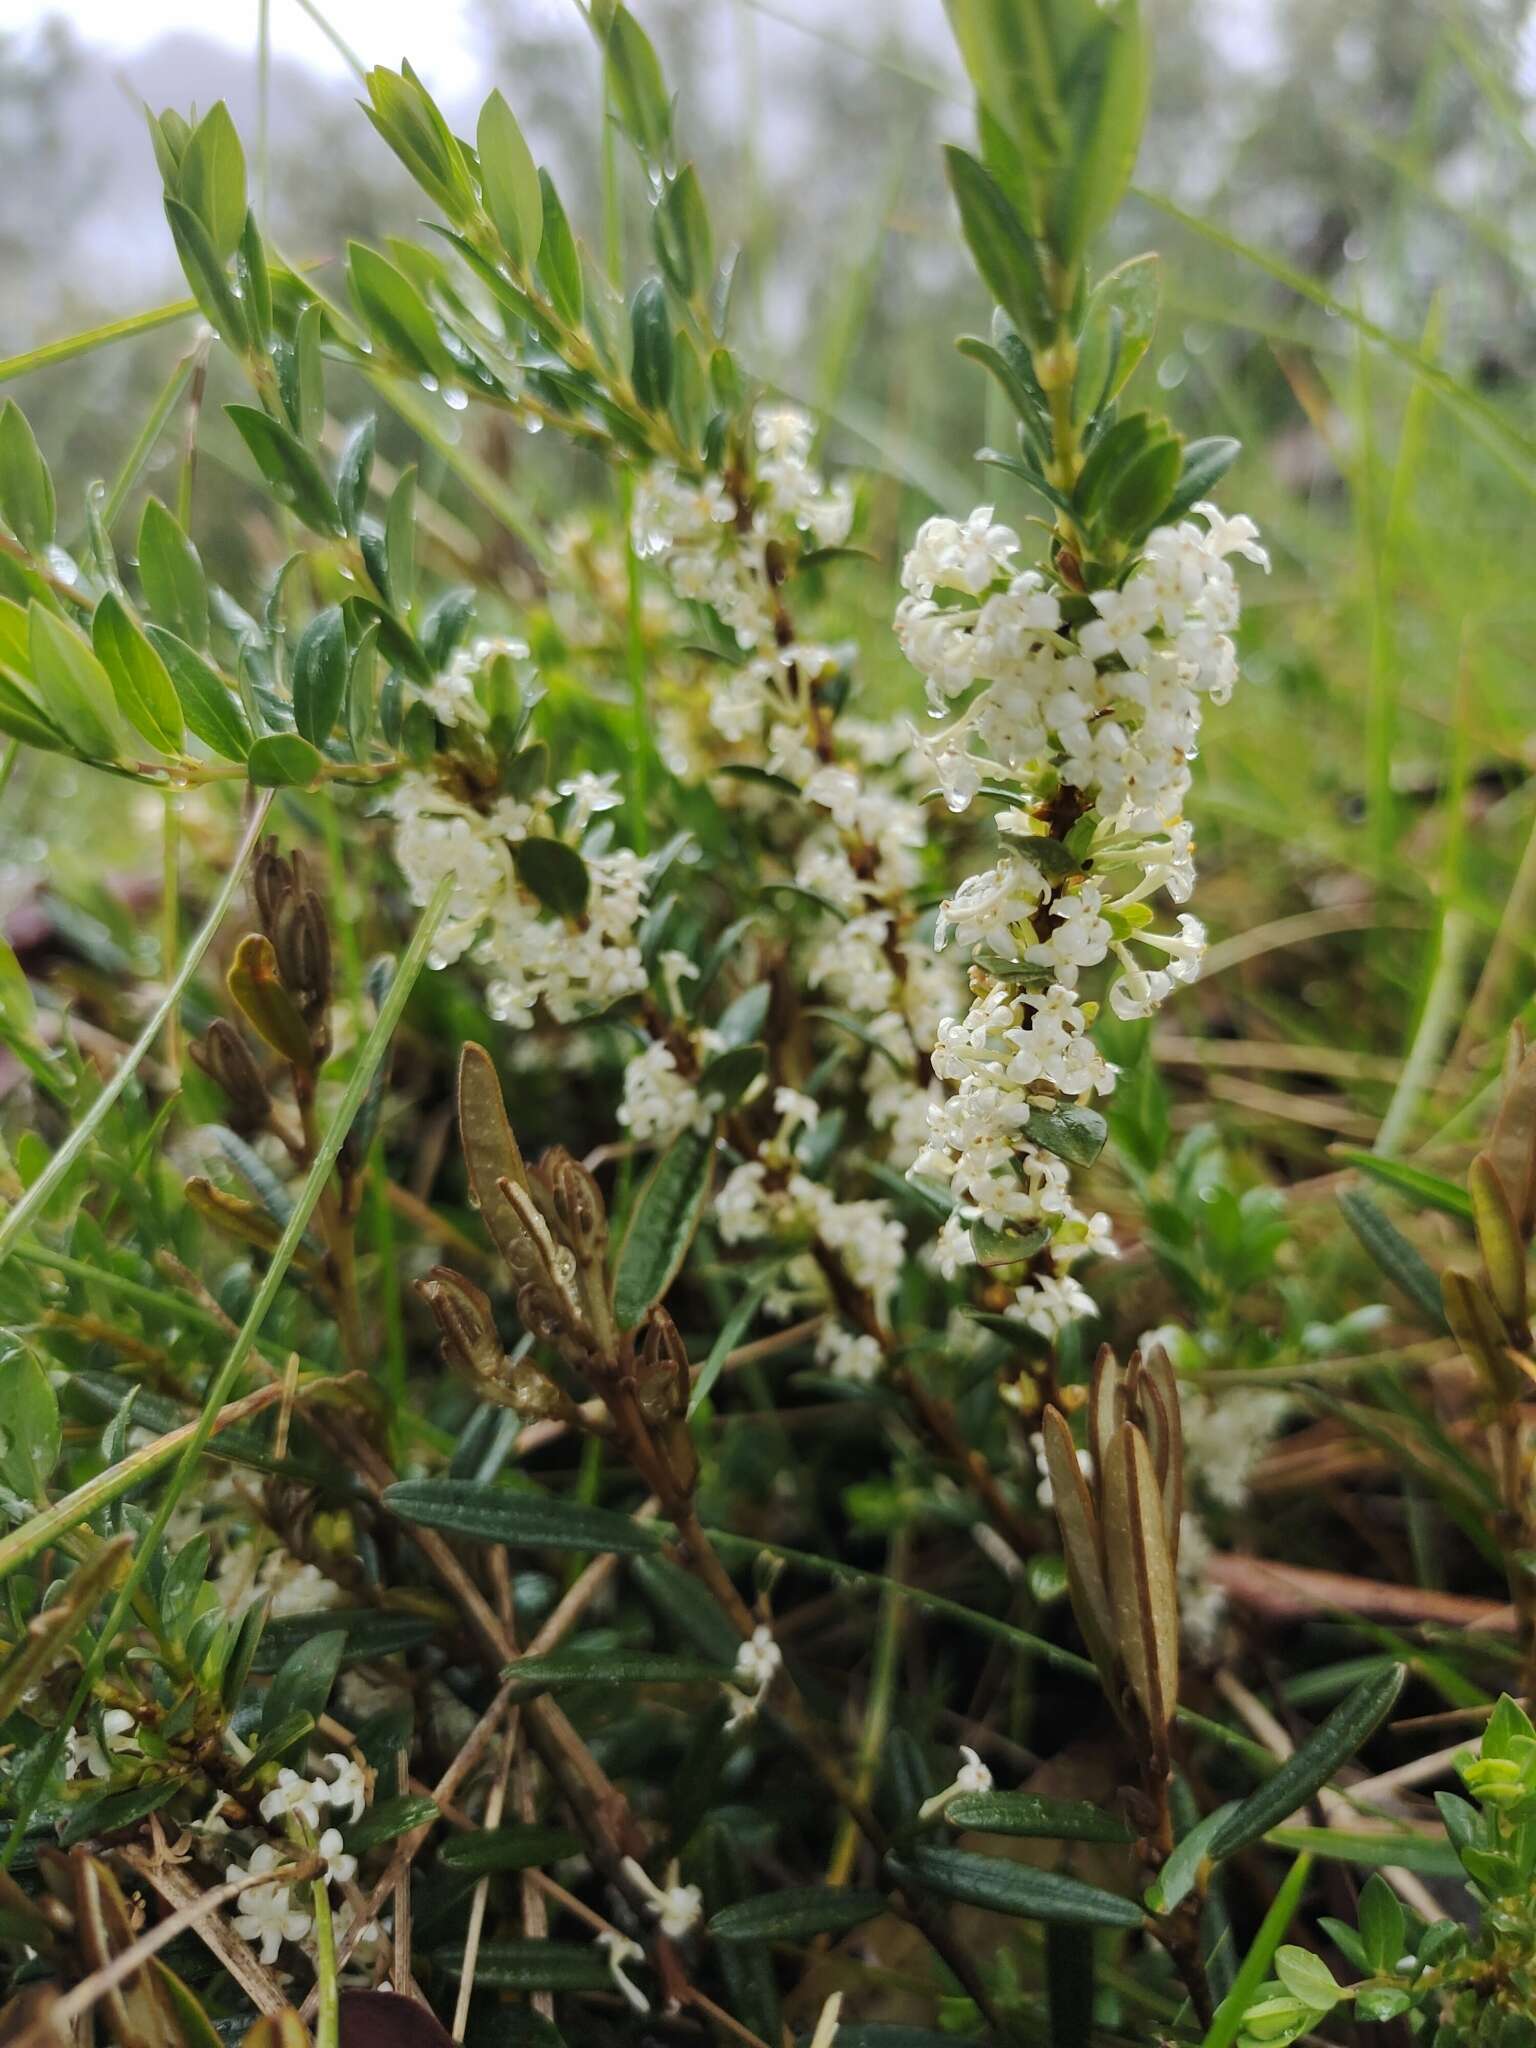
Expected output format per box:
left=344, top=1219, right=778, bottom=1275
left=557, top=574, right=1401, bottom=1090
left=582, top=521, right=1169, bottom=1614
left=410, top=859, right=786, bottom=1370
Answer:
left=0, top=4, right=1532, bottom=2047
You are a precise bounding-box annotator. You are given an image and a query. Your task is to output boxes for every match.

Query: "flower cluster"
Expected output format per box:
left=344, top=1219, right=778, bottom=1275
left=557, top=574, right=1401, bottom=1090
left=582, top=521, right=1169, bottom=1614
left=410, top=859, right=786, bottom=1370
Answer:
left=386, top=642, right=654, bottom=1028
left=900, top=501, right=1268, bottom=1332
left=223, top=1751, right=371, bottom=1964
left=632, top=405, right=852, bottom=653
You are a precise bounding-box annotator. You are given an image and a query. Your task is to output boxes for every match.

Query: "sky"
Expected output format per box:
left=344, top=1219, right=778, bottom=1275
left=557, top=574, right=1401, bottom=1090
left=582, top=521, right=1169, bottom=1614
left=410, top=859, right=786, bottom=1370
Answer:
left=0, top=0, right=525, bottom=97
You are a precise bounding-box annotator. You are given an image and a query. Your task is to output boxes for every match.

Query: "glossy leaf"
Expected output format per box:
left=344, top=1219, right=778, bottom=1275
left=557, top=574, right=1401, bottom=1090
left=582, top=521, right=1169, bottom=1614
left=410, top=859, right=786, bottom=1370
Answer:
left=612, top=1123, right=716, bottom=1328
left=477, top=91, right=542, bottom=267
left=709, top=1888, right=887, bottom=1942
left=147, top=629, right=249, bottom=760
left=889, top=1844, right=1142, bottom=1927
left=384, top=1477, right=665, bottom=1555
left=1209, top=1665, right=1407, bottom=1861
left=0, top=401, right=56, bottom=553
left=91, top=592, right=182, bottom=753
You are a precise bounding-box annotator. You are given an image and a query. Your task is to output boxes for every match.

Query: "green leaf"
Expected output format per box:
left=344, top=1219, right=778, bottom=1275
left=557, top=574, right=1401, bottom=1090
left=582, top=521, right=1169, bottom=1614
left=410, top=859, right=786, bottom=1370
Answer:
left=261, top=1628, right=345, bottom=1748
left=654, top=165, right=712, bottom=299
left=252, top=1608, right=438, bottom=1671
left=0, top=402, right=56, bottom=553
left=0, top=673, right=69, bottom=753
left=147, top=630, right=250, bottom=761
left=1049, top=1, right=1148, bottom=269
left=1338, top=1190, right=1447, bottom=1329
left=1025, top=1104, right=1107, bottom=1168
left=602, top=5, right=672, bottom=164
left=292, top=606, right=348, bottom=745
left=1261, top=1825, right=1462, bottom=1877
left=1209, top=1665, right=1407, bottom=1861
left=226, top=404, right=343, bottom=535
left=709, top=1888, right=887, bottom=1942
left=236, top=210, right=273, bottom=344
left=138, top=498, right=209, bottom=648
left=345, top=1793, right=440, bottom=1852
left=536, top=171, right=583, bottom=328
left=630, top=1556, right=740, bottom=1661
left=630, top=277, right=674, bottom=412
left=362, top=65, right=478, bottom=223
left=91, top=593, right=183, bottom=754
left=943, top=146, right=1053, bottom=348
left=613, top=1124, right=716, bottom=1328
left=1334, top=1149, right=1472, bottom=1221
left=382, top=463, right=418, bottom=614
left=176, top=103, right=247, bottom=262
left=1273, top=1946, right=1340, bottom=2014
left=348, top=241, right=447, bottom=381
left=889, top=1844, right=1142, bottom=1927
left=0, top=1341, right=61, bottom=1498
left=477, top=92, right=542, bottom=267
left=1163, top=437, right=1242, bottom=522
left=59, top=1779, right=181, bottom=1847
left=27, top=603, right=122, bottom=760
left=688, top=1271, right=774, bottom=1417
left=438, top=1824, right=582, bottom=1873
left=1075, top=252, right=1159, bottom=416
left=246, top=732, right=324, bottom=788
left=944, top=1791, right=1132, bottom=1843
left=1355, top=1987, right=1412, bottom=2023
left=437, top=1941, right=610, bottom=1991
left=505, top=1649, right=728, bottom=1694
left=511, top=836, right=589, bottom=918
left=283, top=301, right=326, bottom=446
left=1357, top=1871, right=1406, bottom=1973
left=0, top=936, right=36, bottom=1039
left=383, top=1478, right=665, bottom=1556
left=337, top=415, right=377, bottom=534
left=1144, top=1802, right=1235, bottom=1913
left=163, top=197, right=247, bottom=349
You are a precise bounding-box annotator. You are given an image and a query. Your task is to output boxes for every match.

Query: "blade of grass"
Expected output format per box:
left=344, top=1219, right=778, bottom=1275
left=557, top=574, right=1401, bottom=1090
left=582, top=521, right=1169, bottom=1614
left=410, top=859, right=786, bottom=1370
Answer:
left=0, top=794, right=274, bottom=1270
left=0, top=1382, right=289, bottom=1586
left=101, top=352, right=196, bottom=529
left=0, top=298, right=201, bottom=385
left=1135, top=186, right=1536, bottom=499
left=1199, top=1852, right=1312, bottom=2048
left=0, top=869, right=452, bottom=1870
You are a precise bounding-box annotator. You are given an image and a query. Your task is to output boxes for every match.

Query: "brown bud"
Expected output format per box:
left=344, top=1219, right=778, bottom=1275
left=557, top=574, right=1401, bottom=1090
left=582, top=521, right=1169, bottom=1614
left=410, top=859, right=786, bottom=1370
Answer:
left=415, top=1267, right=505, bottom=1384
left=637, top=1306, right=690, bottom=1420
left=189, top=1019, right=272, bottom=1130
left=516, top=1279, right=573, bottom=1352
left=542, top=1147, right=609, bottom=1264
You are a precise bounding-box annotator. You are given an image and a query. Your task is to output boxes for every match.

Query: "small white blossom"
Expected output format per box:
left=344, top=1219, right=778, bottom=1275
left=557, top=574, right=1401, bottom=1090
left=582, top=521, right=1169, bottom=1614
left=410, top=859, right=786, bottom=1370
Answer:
left=260, top=1768, right=325, bottom=1830
left=228, top=1845, right=312, bottom=1964
left=320, top=1753, right=368, bottom=1824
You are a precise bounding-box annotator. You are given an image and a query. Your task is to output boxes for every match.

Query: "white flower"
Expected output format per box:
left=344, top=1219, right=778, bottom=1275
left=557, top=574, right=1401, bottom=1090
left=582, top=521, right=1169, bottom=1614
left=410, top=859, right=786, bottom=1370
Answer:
left=734, top=1624, right=782, bottom=1695
left=1194, top=502, right=1271, bottom=568
left=622, top=1856, right=704, bottom=1940
left=774, top=1086, right=820, bottom=1130
left=901, top=507, right=1019, bottom=599
left=1009, top=1272, right=1095, bottom=1340
left=1077, top=579, right=1159, bottom=666
left=815, top=1322, right=884, bottom=1386
left=318, top=1828, right=357, bottom=1887
left=228, top=1845, right=312, bottom=1964
left=66, top=1708, right=138, bottom=1781
left=917, top=1744, right=994, bottom=1821
left=320, top=1753, right=368, bottom=1824
left=596, top=1931, right=650, bottom=2014
left=260, top=1768, right=325, bottom=1830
